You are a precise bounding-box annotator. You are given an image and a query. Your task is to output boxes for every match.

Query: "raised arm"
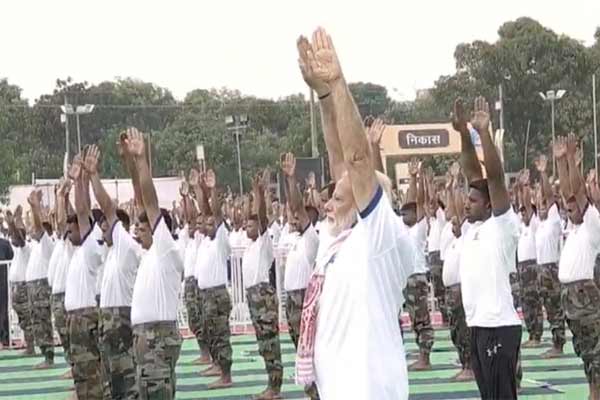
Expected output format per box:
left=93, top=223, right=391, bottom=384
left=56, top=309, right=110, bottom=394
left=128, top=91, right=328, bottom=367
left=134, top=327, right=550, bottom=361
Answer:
left=366, top=117, right=386, bottom=173
left=27, top=189, right=44, bottom=241
left=406, top=158, right=419, bottom=203
left=453, top=98, right=483, bottom=184
left=566, top=133, right=588, bottom=211
left=535, top=154, right=553, bottom=205
left=518, top=170, right=534, bottom=225
left=55, top=179, right=70, bottom=238
left=69, top=154, right=92, bottom=236
left=587, top=170, right=600, bottom=210
left=203, top=169, right=223, bottom=225
left=5, top=208, right=25, bottom=247
left=282, top=152, right=311, bottom=231
left=471, top=96, right=510, bottom=215
left=553, top=137, right=571, bottom=202
left=124, top=127, right=160, bottom=226
left=84, top=145, right=117, bottom=228
left=416, top=167, right=426, bottom=222
left=297, top=36, right=344, bottom=182
left=119, top=132, right=145, bottom=213
left=251, top=173, right=268, bottom=234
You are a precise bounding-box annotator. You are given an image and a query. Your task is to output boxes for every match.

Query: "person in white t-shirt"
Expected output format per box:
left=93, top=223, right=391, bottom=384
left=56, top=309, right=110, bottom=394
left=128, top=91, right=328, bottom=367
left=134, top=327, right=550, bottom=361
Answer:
left=294, top=29, right=415, bottom=400
left=24, top=189, right=55, bottom=369
left=281, top=153, right=320, bottom=351
left=454, top=97, right=522, bottom=399
left=515, top=170, right=544, bottom=348
left=120, top=128, right=184, bottom=400
left=239, top=172, right=282, bottom=400
left=64, top=152, right=106, bottom=399
left=192, top=168, right=234, bottom=390
left=588, top=171, right=600, bottom=289
left=533, top=154, right=566, bottom=358
left=399, top=159, right=433, bottom=371
left=4, top=206, right=35, bottom=354
left=85, top=144, right=143, bottom=399
left=554, top=134, right=600, bottom=399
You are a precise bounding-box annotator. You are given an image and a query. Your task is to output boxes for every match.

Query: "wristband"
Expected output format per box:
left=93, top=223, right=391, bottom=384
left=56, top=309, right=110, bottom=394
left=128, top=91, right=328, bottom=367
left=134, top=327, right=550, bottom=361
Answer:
left=318, top=92, right=331, bottom=100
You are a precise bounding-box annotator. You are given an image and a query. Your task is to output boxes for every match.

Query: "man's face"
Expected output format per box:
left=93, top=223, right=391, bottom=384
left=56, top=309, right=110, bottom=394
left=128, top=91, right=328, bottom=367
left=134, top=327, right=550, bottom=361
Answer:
left=537, top=199, right=549, bottom=220
left=324, top=175, right=355, bottom=236
left=246, top=219, right=259, bottom=241
left=289, top=210, right=302, bottom=232
left=100, top=219, right=112, bottom=246
left=204, top=216, right=217, bottom=239
left=67, top=221, right=81, bottom=246
left=136, top=222, right=153, bottom=250
left=402, top=209, right=417, bottom=227
left=451, top=219, right=462, bottom=238
left=567, top=199, right=584, bottom=225
left=195, top=215, right=205, bottom=236
left=464, top=188, right=490, bottom=223
left=272, top=200, right=280, bottom=218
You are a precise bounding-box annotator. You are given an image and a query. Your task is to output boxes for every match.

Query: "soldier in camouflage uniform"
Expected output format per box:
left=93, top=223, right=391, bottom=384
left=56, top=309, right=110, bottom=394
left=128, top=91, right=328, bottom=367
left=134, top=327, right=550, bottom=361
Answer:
left=51, top=292, right=71, bottom=365
left=11, top=282, right=34, bottom=353
left=69, top=308, right=104, bottom=399
left=403, top=273, right=434, bottom=370
left=538, top=262, right=566, bottom=356
left=517, top=260, right=544, bottom=347
left=509, top=271, right=520, bottom=310
left=285, top=289, right=304, bottom=348
left=445, top=284, right=472, bottom=378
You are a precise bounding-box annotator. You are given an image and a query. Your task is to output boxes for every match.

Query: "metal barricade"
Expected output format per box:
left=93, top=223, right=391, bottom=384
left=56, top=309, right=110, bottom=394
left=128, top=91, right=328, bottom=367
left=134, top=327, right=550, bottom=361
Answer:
left=229, top=246, right=251, bottom=327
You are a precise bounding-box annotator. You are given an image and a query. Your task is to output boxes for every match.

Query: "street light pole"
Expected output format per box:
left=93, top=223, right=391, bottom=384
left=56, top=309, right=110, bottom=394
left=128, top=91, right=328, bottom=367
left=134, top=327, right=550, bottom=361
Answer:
left=539, top=89, right=566, bottom=178
left=235, top=129, right=243, bottom=195
left=551, top=97, right=556, bottom=177
left=225, top=114, right=249, bottom=195
left=64, top=96, right=70, bottom=160
left=76, top=113, right=82, bottom=154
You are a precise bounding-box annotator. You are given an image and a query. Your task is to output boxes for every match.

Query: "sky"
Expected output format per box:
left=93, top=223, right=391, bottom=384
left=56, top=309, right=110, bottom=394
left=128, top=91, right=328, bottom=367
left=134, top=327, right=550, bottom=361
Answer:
left=2, top=0, right=600, bottom=103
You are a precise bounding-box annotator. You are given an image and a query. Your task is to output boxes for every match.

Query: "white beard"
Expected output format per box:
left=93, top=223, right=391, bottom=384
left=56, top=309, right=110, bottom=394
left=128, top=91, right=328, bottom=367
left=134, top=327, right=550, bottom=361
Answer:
left=327, top=211, right=357, bottom=237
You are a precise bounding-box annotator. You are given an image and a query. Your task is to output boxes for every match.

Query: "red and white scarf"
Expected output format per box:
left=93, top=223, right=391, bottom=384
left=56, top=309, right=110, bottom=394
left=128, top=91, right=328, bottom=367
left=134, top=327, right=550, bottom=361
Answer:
left=295, top=228, right=353, bottom=386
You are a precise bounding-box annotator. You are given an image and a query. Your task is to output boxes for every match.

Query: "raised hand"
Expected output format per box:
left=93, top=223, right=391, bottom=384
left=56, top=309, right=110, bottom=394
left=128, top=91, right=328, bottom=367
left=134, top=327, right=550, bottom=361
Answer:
left=68, top=154, right=83, bottom=180
left=116, top=131, right=128, bottom=158
left=566, top=132, right=578, bottom=157
left=57, top=178, right=72, bottom=197
left=575, top=147, right=583, bottom=167
left=27, top=189, right=42, bottom=208
left=534, top=155, right=548, bottom=173
left=83, top=144, right=101, bottom=175
left=123, top=127, right=145, bottom=157
left=367, top=117, right=386, bottom=146
left=179, top=181, right=190, bottom=197
left=408, top=158, right=420, bottom=177
left=518, top=169, right=530, bottom=186
left=553, top=136, right=567, bottom=159
left=262, top=167, right=272, bottom=188
left=4, top=210, right=14, bottom=225
left=451, top=98, right=469, bottom=133
left=425, top=166, right=434, bottom=184
left=204, top=169, right=216, bottom=189
left=297, top=36, right=330, bottom=97
left=14, top=205, right=23, bottom=220
left=471, top=96, right=490, bottom=134
left=189, top=168, right=200, bottom=187
left=252, top=173, right=264, bottom=194
left=308, top=27, right=343, bottom=84
left=449, top=161, right=461, bottom=178
left=306, top=171, right=316, bottom=189
left=281, top=152, right=296, bottom=177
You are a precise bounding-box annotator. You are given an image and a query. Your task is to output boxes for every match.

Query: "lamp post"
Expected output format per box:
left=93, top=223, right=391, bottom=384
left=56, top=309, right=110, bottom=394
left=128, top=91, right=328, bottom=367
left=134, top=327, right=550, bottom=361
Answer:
left=225, top=114, right=249, bottom=195
left=539, top=89, right=566, bottom=177
left=61, top=104, right=95, bottom=155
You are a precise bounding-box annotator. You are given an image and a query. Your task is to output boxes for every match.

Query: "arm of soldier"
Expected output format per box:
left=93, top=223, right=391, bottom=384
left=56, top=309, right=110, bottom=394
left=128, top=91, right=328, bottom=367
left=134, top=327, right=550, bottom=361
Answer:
left=566, top=133, right=588, bottom=211
left=282, top=152, right=311, bottom=231
left=453, top=98, right=483, bottom=183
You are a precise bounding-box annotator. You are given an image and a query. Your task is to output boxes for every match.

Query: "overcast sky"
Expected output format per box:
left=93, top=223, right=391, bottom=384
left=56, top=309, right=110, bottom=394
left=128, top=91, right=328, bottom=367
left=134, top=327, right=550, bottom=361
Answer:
left=3, top=0, right=599, bottom=103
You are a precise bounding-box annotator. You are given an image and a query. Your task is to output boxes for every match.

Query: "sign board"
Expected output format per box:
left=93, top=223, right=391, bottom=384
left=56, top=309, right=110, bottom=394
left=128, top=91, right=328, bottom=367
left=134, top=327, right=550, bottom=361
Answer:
left=381, top=123, right=461, bottom=156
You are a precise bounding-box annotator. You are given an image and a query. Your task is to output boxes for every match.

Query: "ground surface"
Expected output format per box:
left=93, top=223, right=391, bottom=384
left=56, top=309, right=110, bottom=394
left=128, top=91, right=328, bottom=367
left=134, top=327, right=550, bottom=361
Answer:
left=0, top=326, right=588, bottom=399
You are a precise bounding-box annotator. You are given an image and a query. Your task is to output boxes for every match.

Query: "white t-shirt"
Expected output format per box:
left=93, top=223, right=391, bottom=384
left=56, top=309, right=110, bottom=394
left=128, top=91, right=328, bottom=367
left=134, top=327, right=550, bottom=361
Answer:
left=50, top=239, right=76, bottom=294
left=65, top=233, right=104, bottom=311
left=559, top=205, right=600, bottom=283
left=8, top=244, right=32, bottom=283
left=269, top=222, right=282, bottom=244
left=284, top=225, right=319, bottom=291
left=25, top=232, right=54, bottom=282
left=535, top=204, right=562, bottom=265
left=183, top=232, right=202, bottom=279
left=242, top=232, right=274, bottom=289
left=195, top=223, right=231, bottom=289
left=278, top=225, right=298, bottom=252
left=442, top=237, right=462, bottom=287
left=131, top=217, right=185, bottom=325
left=101, top=221, right=143, bottom=308
left=402, top=218, right=428, bottom=274
left=517, top=214, right=538, bottom=263
left=316, top=220, right=335, bottom=263
left=459, top=208, right=522, bottom=328
left=314, top=188, right=414, bottom=400
left=439, top=221, right=454, bottom=262
left=229, top=228, right=249, bottom=249
left=427, top=208, right=445, bottom=253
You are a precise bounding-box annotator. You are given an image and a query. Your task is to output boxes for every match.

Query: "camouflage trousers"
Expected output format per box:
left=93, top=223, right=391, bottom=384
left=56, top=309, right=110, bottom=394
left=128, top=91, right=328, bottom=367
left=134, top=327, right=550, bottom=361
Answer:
left=445, top=284, right=471, bottom=369
left=403, top=273, right=434, bottom=354
left=538, top=263, right=566, bottom=348
left=27, top=279, right=54, bottom=362
left=428, top=251, right=448, bottom=324
left=51, top=293, right=71, bottom=365
left=199, top=285, right=233, bottom=375
left=285, top=289, right=305, bottom=349
left=10, top=282, right=34, bottom=351
left=518, top=260, right=543, bottom=341
left=562, top=279, right=600, bottom=387
left=133, top=321, right=182, bottom=400
left=247, top=283, right=283, bottom=392
left=99, top=307, right=138, bottom=399
left=184, top=277, right=207, bottom=352
left=69, top=307, right=103, bottom=399
left=509, top=272, right=520, bottom=310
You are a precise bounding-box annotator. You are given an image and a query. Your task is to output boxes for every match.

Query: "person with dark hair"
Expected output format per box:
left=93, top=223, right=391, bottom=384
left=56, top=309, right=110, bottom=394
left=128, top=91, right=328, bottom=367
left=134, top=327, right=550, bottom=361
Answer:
left=241, top=171, right=282, bottom=400
left=124, top=128, right=184, bottom=400
left=554, top=134, right=600, bottom=400
left=46, top=179, right=76, bottom=380
left=5, top=207, right=34, bottom=353
left=64, top=152, right=107, bottom=399
left=24, top=189, right=55, bottom=369
left=85, top=143, right=142, bottom=399
left=400, top=158, right=433, bottom=371
left=193, top=168, right=234, bottom=390
left=453, top=97, right=522, bottom=399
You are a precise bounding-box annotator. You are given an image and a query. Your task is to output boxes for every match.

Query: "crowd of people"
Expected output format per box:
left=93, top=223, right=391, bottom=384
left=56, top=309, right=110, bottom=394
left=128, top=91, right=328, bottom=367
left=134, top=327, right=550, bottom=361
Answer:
left=1, top=26, right=600, bottom=400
